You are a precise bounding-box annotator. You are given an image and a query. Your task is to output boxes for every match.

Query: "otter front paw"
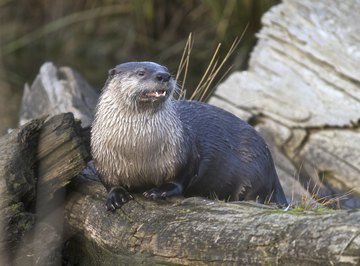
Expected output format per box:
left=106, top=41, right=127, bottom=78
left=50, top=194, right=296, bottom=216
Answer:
left=143, top=182, right=183, bottom=199
left=106, top=186, right=133, bottom=211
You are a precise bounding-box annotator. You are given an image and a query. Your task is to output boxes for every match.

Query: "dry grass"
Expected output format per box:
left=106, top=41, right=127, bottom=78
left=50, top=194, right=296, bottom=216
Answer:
left=176, top=23, right=248, bottom=101
left=175, top=33, right=193, bottom=99
left=286, top=166, right=354, bottom=210
left=295, top=181, right=354, bottom=210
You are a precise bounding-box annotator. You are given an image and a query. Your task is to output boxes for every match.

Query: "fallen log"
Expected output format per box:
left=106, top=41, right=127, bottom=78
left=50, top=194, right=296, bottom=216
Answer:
left=19, top=62, right=99, bottom=128
left=63, top=172, right=360, bottom=265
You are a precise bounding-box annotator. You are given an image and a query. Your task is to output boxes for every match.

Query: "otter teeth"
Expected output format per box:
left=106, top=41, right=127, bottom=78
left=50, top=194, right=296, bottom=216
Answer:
left=155, top=91, right=166, bottom=97
left=144, top=90, right=166, bottom=98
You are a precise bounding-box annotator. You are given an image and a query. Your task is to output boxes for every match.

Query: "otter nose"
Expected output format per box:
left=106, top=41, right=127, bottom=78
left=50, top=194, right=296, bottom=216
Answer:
left=156, top=72, right=171, bottom=82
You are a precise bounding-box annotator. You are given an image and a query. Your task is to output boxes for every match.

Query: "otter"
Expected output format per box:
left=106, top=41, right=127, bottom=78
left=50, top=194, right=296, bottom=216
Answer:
left=91, top=61, right=288, bottom=211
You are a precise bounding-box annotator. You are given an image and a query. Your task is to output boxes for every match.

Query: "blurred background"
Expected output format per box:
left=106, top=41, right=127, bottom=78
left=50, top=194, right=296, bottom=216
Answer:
left=0, top=0, right=279, bottom=135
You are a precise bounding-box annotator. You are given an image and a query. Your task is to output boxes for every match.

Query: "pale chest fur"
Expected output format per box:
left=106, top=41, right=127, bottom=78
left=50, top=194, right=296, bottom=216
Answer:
left=91, top=97, right=186, bottom=189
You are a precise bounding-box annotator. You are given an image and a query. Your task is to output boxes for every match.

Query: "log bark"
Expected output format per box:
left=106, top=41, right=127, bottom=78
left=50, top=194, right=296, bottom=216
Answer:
left=0, top=117, right=45, bottom=265
left=0, top=113, right=91, bottom=265
left=63, top=173, right=360, bottom=265
left=209, top=0, right=360, bottom=208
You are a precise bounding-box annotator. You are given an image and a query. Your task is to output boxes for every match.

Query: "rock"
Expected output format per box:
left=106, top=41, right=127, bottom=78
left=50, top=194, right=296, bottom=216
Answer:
left=210, top=0, right=360, bottom=207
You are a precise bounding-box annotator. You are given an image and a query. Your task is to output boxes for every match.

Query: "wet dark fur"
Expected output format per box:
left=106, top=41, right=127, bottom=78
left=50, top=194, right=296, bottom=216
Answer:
left=91, top=62, right=288, bottom=211
left=175, top=100, right=286, bottom=203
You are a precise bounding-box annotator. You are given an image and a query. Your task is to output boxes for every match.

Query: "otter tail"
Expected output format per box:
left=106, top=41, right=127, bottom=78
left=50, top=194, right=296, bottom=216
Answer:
left=272, top=175, right=288, bottom=205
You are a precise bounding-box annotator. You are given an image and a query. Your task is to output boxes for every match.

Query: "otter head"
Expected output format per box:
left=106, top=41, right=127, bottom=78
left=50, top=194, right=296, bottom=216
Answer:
left=105, top=61, right=176, bottom=111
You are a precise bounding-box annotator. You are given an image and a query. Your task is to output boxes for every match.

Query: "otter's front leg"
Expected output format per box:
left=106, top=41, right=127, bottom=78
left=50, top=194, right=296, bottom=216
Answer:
left=106, top=186, right=133, bottom=211
left=143, top=182, right=183, bottom=199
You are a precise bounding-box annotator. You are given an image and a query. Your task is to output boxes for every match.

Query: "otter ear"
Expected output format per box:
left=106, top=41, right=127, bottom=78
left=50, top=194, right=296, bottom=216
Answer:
left=108, top=68, right=116, bottom=77
left=162, top=66, right=170, bottom=73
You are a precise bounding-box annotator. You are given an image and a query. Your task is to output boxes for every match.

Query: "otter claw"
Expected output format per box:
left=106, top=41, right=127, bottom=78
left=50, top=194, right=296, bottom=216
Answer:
left=106, top=186, right=133, bottom=211
left=143, top=191, right=160, bottom=199
left=142, top=191, right=156, bottom=199
left=143, top=182, right=183, bottom=200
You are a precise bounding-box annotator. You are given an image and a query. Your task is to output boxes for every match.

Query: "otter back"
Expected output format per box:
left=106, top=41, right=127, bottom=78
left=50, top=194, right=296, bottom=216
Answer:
left=174, top=100, right=287, bottom=204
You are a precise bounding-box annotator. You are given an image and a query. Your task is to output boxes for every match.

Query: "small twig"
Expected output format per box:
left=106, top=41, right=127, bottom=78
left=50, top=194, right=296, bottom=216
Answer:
left=191, top=43, right=222, bottom=100
left=176, top=33, right=193, bottom=99
left=203, top=65, right=233, bottom=102
left=192, top=23, right=248, bottom=101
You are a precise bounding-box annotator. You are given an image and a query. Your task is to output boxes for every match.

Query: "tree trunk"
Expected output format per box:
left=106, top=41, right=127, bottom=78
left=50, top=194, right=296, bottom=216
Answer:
left=0, top=113, right=90, bottom=265
left=19, top=62, right=99, bottom=128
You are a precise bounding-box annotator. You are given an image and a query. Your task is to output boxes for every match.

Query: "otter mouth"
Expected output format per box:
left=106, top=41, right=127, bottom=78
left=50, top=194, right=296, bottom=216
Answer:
left=140, top=89, right=168, bottom=102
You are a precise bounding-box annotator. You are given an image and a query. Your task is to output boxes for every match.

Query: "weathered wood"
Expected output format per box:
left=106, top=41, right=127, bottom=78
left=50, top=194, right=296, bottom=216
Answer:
left=0, top=113, right=91, bottom=265
left=20, top=62, right=99, bottom=128
left=36, top=113, right=91, bottom=201
left=63, top=174, right=360, bottom=265
left=0, top=117, right=45, bottom=265
left=209, top=0, right=360, bottom=207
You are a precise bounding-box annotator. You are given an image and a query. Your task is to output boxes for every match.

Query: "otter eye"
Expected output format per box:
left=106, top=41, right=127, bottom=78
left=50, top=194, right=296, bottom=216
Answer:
left=137, top=71, right=145, bottom=77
